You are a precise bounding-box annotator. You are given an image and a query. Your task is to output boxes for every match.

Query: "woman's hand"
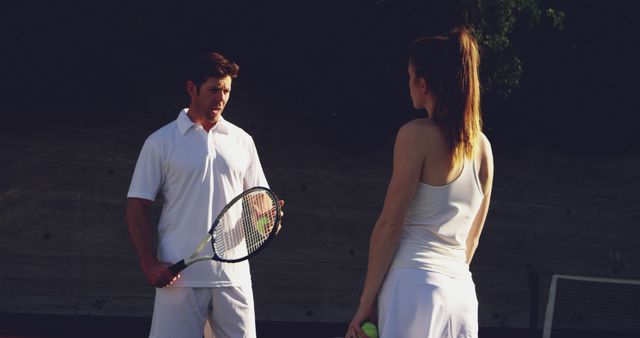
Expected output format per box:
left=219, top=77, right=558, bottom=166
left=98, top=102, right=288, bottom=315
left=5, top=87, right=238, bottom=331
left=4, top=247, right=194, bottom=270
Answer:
left=345, top=299, right=376, bottom=338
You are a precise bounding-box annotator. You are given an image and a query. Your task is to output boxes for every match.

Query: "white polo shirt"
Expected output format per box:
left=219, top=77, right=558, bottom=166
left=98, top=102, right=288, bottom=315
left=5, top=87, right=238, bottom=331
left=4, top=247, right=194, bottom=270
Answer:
left=127, top=109, right=268, bottom=287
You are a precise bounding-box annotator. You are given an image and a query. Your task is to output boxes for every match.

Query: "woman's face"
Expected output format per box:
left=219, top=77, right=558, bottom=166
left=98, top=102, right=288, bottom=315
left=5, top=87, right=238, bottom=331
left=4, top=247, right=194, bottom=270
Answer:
left=408, top=62, right=424, bottom=109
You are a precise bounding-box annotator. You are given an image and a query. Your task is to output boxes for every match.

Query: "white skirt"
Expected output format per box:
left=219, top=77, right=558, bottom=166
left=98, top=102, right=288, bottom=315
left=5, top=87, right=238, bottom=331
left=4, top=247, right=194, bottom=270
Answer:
left=378, top=268, right=478, bottom=338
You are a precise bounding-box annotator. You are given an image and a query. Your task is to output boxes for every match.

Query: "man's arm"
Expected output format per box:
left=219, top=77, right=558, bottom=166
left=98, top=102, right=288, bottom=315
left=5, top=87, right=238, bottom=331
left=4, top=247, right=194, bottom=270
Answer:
left=243, top=136, right=284, bottom=231
left=126, top=197, right=177, bottom=287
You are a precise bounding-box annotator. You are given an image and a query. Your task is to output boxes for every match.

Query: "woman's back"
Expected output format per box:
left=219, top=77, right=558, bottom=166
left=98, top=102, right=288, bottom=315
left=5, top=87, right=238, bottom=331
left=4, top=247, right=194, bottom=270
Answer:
left=409, top=118, right=490, bottom=191
left=388, top=118, right=490, bottom=279
left=414, top=118, right=465, bottom=186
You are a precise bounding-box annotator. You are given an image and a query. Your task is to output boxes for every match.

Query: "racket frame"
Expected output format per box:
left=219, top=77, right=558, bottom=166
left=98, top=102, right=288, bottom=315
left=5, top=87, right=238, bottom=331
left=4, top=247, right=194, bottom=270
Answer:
left=169, top=186, right=280, bottom=275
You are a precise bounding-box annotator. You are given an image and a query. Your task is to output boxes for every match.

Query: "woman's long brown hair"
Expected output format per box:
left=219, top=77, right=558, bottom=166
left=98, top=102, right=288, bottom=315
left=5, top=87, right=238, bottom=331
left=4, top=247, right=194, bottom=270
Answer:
left=409, top=26, right=482, bottom=165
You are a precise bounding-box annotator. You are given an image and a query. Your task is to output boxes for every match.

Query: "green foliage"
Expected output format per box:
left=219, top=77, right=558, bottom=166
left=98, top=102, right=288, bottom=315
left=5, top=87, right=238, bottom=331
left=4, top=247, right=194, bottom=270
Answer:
left=451, top=0, right=564, bottom=98
left=545, top=8, right=565, bottom=30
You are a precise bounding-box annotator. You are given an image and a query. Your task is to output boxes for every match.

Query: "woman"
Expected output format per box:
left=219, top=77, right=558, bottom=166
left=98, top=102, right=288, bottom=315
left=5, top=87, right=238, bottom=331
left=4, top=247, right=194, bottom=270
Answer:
left=345, top=26, right=494, bottom=338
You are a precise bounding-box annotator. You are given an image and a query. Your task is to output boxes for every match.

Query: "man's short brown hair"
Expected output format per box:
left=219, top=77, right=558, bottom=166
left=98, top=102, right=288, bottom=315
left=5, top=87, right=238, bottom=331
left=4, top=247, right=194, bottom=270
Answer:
left=186, top=52, right=239, bottom=88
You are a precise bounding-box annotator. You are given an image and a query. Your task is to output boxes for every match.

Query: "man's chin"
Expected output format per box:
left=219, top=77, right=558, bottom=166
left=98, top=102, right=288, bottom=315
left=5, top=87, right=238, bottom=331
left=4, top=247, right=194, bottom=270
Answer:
left=206, top=113, right=221, bottom=123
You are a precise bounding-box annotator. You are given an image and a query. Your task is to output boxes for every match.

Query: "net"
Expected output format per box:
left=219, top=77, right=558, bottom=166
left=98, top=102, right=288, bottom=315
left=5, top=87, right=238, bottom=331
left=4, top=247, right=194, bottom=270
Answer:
left=543, top=274, right=640, bottom=338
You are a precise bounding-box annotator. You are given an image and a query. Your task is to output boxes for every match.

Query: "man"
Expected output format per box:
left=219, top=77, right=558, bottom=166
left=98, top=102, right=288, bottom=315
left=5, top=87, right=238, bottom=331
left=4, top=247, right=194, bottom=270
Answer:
left=126, top=52, right=275, bottom=338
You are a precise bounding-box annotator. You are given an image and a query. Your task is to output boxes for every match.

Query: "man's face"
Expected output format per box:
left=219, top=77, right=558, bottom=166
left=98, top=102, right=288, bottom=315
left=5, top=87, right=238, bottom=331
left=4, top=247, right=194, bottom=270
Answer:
left=188, top=76, right=232, bottom=125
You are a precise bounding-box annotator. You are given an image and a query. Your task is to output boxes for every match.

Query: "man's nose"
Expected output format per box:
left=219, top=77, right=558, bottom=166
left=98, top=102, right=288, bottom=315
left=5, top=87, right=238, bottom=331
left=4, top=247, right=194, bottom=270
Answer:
left=214, top=92, right=224, bottom=101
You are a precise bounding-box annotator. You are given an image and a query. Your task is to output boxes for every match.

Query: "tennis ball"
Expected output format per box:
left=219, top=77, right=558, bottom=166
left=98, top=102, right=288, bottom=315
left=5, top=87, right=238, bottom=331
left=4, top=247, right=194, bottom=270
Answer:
left=255, top=216, right=270, bottom=235
left=361, top=322, right=378, bottom=338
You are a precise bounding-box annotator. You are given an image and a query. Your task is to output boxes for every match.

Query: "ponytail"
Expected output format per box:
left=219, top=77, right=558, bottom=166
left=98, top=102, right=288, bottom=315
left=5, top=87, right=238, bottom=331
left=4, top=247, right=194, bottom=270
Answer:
left=409, top=26, right=482, bottom=165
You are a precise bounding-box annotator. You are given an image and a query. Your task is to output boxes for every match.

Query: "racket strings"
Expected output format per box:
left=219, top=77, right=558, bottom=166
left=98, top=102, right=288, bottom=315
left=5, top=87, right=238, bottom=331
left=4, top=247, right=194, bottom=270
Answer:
left=213, top=190, right=277, bottom=260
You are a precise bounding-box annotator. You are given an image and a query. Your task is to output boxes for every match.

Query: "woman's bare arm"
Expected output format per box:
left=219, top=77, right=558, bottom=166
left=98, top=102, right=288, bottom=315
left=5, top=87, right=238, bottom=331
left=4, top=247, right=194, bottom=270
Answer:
left=466, top=134, right=494, bottom=264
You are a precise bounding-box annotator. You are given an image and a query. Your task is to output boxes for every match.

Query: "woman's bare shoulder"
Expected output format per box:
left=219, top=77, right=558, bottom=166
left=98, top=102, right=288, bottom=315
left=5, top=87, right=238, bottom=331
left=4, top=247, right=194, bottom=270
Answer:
left=476, top=132, right=494, bottom=189
left=399, top=118, right=440, bottom=139
left=477, top=132, right=493, bottom=159
left=395, top=119, right=444, bottom=159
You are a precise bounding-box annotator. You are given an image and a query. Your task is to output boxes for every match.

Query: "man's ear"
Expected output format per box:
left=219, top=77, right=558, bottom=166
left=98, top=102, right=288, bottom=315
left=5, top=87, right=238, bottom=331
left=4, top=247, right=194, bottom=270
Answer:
left=186, top=80, right=197, bottom=96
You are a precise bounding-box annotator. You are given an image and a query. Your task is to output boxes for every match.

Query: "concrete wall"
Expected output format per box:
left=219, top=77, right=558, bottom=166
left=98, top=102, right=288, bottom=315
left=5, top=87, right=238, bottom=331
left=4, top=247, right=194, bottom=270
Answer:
left=1, top=113, right=639, bottom=328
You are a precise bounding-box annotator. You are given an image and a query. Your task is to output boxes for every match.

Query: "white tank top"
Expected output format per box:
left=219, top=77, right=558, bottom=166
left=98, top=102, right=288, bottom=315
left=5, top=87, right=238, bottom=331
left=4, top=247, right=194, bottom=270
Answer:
left=389, top=158, right=485, bottom=280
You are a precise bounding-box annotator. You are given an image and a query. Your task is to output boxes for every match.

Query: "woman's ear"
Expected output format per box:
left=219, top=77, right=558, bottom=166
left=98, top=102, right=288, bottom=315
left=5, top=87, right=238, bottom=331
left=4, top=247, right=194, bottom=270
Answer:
left=419, top=77, right=429, bottom=95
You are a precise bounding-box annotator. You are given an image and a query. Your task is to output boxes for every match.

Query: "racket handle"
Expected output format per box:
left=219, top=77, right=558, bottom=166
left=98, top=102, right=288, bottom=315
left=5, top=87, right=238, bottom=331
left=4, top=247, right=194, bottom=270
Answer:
left=169, top=260, right=187, bottom=276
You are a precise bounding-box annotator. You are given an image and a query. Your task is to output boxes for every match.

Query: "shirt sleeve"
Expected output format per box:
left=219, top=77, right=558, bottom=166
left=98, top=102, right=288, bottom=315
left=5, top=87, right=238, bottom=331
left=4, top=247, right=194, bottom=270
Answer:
left=243, top=136, right=269, bottom=189
left=127, top=138, right=164, bottom=201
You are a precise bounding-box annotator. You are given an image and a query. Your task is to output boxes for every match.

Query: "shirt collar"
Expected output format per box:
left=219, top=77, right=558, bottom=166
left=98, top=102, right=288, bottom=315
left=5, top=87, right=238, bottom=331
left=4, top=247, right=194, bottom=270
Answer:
left=177, top=108, right=230, bottom=135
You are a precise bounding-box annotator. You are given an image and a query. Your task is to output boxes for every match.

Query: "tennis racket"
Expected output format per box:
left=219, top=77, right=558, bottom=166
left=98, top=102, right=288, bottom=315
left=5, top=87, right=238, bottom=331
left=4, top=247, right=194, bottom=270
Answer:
left=168, top=186, right=281, bottom=276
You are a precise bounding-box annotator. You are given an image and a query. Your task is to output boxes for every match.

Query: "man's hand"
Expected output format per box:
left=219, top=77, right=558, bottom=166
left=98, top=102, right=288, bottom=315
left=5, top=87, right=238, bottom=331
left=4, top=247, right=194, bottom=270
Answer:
left=276, top=200, right=285, bottom=234
left=142, top=260, right=180, bottom=288
left=126, top=198, right=177, bottom=287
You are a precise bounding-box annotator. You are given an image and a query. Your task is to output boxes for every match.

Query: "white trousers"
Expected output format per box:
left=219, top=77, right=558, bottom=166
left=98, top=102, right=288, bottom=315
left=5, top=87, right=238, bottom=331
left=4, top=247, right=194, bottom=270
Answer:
left=378, top=268, right=478, bottom=338
left=149, top=286, right=256, bottom=338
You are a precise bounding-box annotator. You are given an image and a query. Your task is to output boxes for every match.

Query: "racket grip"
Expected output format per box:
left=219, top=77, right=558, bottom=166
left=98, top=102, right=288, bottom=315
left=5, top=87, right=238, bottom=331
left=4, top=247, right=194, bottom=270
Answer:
left=169, top=260, right=187, bottom=276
